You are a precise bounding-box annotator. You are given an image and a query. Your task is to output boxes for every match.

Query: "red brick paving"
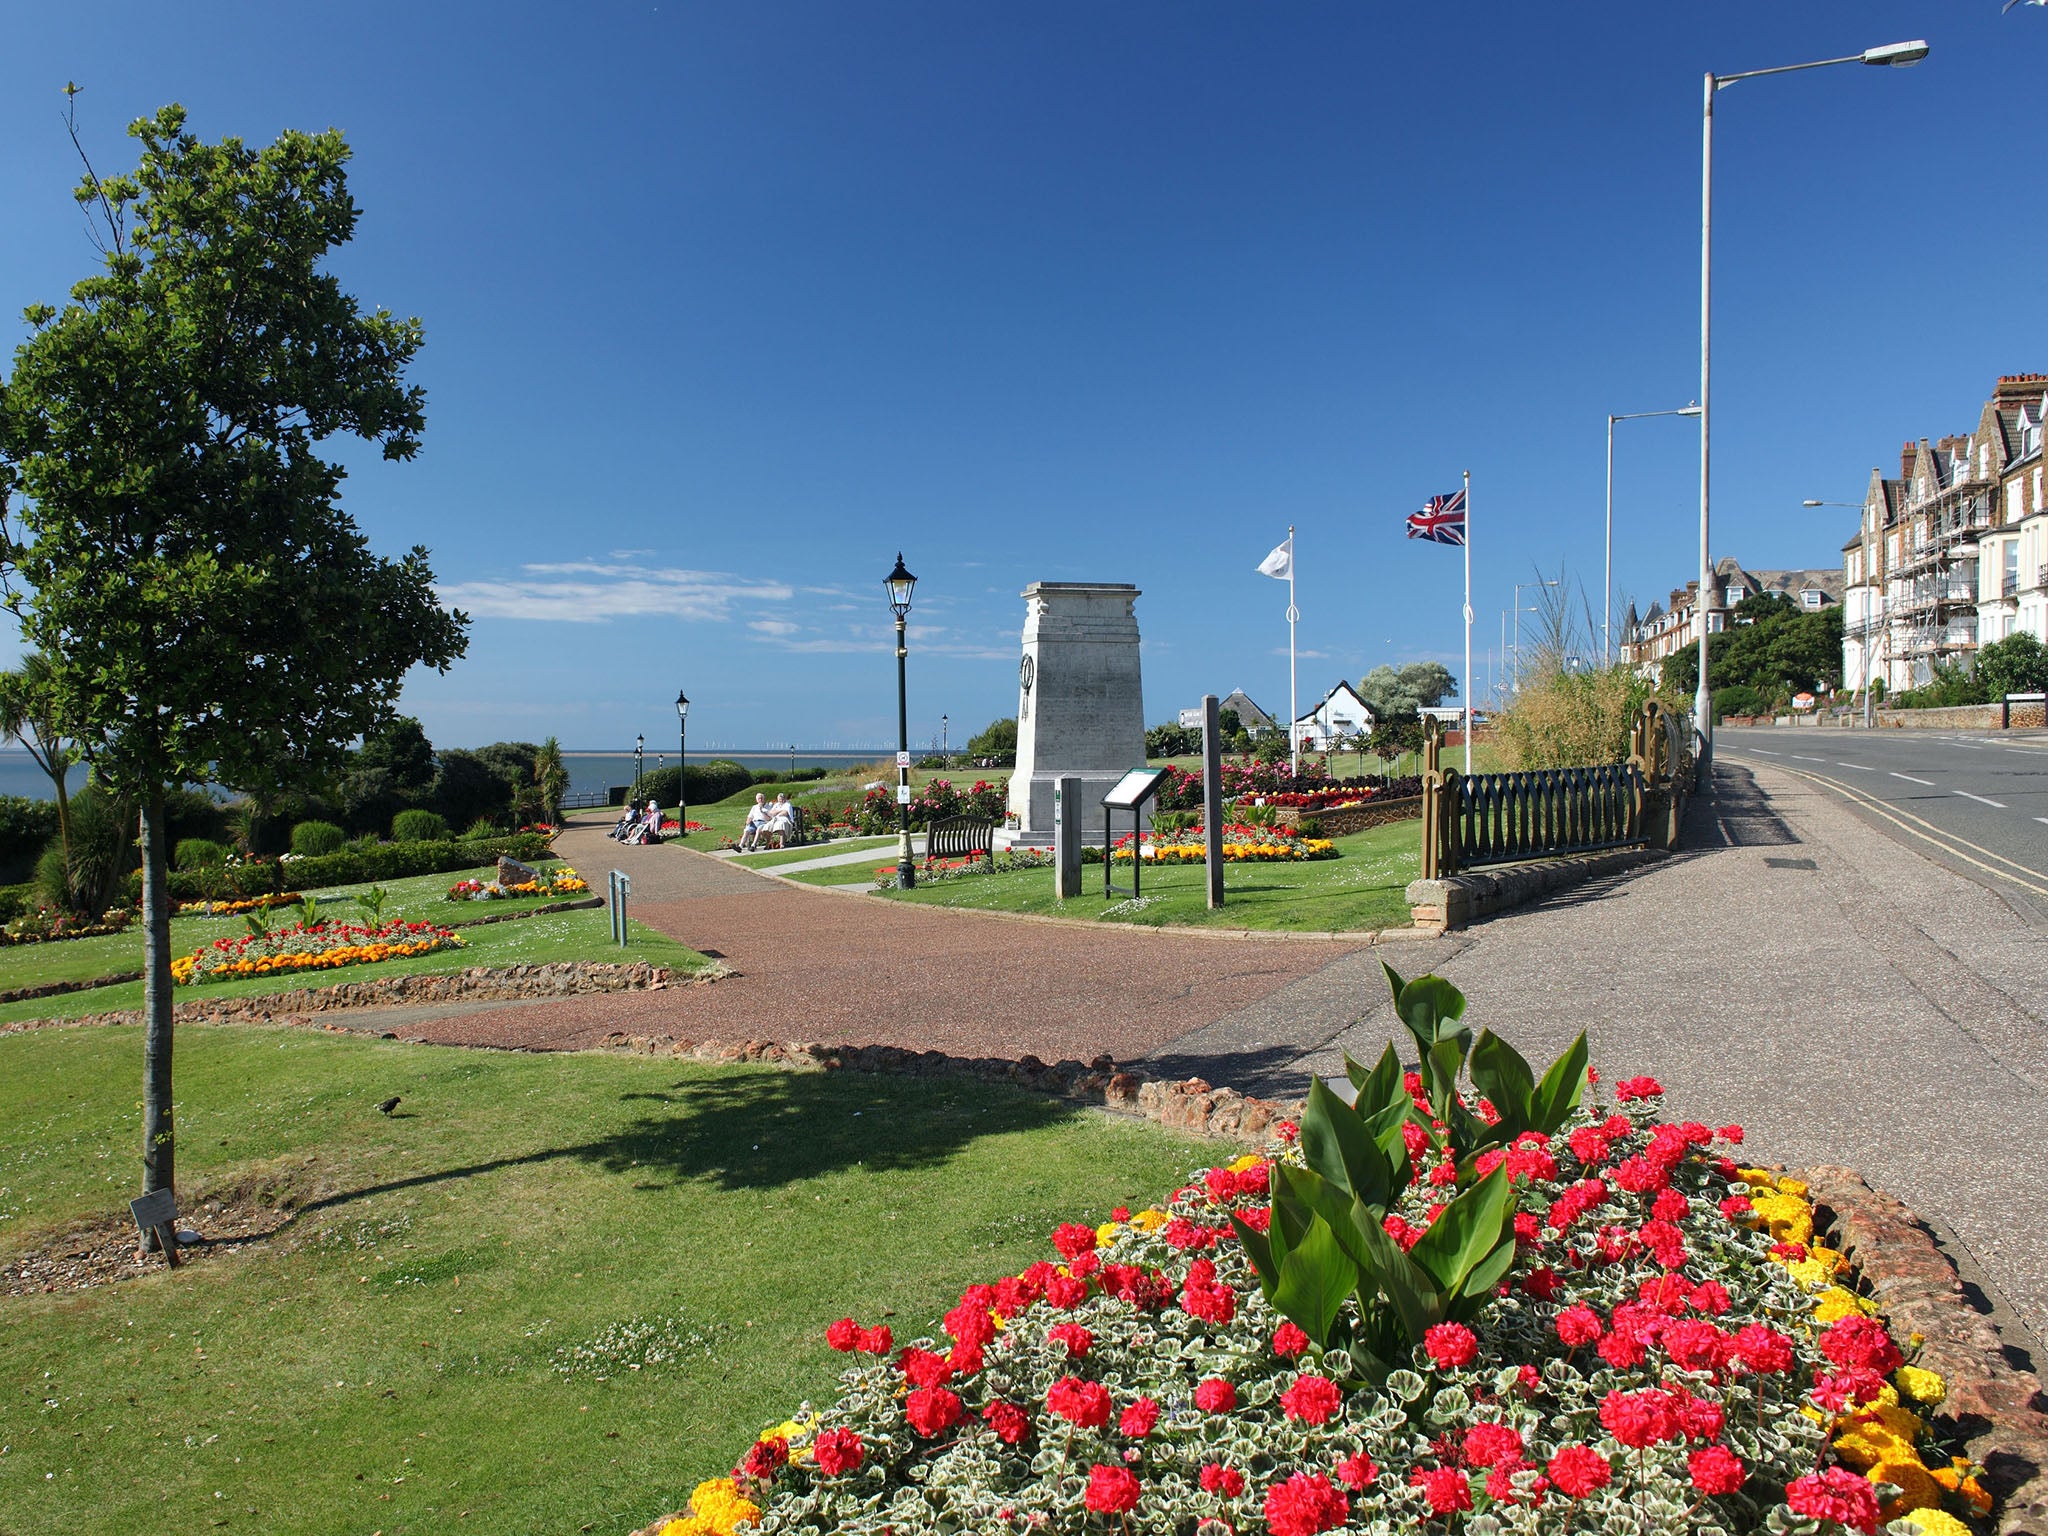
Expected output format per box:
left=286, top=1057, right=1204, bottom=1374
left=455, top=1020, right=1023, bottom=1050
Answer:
left=391, top=824, right=1360, bottom=1064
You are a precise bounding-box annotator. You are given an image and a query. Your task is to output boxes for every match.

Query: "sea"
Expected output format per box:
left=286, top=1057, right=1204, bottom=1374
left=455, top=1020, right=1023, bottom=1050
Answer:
left=0, top=749, right=894, bottom=803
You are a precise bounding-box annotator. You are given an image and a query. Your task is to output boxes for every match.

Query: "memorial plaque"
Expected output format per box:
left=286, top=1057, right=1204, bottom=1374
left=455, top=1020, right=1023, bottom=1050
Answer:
left=129, top=1189, right=177, bottom=1232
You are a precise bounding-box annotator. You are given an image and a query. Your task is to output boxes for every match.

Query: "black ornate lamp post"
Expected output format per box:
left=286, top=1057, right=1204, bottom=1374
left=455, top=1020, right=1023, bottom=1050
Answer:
left=885, top=553, right=918, bottom=888
left=941, top=713, right=949, bottom=768
left=675, top=690, right=689, bottom=834
left=635, top=733, right=644, bottom=796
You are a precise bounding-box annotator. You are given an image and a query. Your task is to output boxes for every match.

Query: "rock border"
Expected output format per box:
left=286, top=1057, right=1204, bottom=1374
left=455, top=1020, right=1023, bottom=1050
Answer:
left=1405, top=846, right=1668, bottom=931
left=0, top=960, right=708, bottom=1035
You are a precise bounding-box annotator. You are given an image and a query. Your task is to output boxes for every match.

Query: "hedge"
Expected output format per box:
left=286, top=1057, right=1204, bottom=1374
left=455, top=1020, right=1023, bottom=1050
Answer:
left=126, top=832, right=555, bottom=904
left=0, top=796, right=60, bottom=885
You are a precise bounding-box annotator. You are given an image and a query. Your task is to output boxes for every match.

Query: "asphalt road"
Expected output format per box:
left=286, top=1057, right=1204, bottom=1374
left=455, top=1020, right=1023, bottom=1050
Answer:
left=1717, top=724, right=2048, bottom=923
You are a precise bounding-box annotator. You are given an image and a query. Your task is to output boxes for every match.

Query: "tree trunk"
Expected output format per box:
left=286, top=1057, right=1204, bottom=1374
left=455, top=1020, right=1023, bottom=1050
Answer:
left=139, top=786, right=175, bottom=1235
left=50, top=759, right=72, bottom=870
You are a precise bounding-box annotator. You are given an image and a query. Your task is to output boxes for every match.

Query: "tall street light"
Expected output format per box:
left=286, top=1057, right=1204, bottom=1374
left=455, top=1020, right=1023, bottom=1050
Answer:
left=1606, top=404, right=1700, bottom=664
left=885, top=553, right=918, bottom=889
left=634, top=733, right=644, bottom=794
left=1803, top=499, right=1875, bottom=726
left=675, top=689, right=689, bottom=833
left=1697, top=39, right=1927, bottom=779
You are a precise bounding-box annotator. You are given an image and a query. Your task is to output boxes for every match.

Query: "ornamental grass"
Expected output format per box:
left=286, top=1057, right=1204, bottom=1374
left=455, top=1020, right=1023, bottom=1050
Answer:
left=646, top=970, right=1986, bottom=1536
left=170, top=917, right=463, bottom=985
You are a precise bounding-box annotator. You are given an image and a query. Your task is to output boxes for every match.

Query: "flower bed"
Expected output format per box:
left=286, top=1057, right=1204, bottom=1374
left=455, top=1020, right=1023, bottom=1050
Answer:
left=1109, top=824, right=1337, bottom=864
left=871, top=849, right=1054, bottom=888
left=447, top=866, right=589, bottom=902
left=170, top=918, right=464, bottom=985
left=0, top=907, right=134, bottom=945
left=636, top=971, right=1989, bottom=1536
left=173, top=891, right=302, bottom=918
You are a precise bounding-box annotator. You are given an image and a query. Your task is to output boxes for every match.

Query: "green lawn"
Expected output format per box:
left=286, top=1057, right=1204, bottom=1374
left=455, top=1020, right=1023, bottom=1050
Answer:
left=727, top=836, right=896, bottom=871
left=0, top=864, right=706, bottom=1028
left=0, top=1025, right=1213, bottom=1534
left=820, top=820, right=1422, bottom=931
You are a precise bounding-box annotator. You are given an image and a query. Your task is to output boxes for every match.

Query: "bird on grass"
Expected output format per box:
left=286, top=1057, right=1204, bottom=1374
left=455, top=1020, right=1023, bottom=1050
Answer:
left=377, top=1096, right=401, bottom=1116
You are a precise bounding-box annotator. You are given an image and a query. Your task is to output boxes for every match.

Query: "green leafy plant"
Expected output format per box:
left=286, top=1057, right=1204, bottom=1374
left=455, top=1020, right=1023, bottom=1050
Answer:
left=296, top=894, right=325, bottom=930
left=1229, top=964, right=1589, bottom=1382
left=354, top=885, right=386, bottom=926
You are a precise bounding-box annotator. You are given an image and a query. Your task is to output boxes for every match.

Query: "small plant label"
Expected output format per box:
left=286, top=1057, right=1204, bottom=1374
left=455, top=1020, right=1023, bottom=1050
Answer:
left=129, top=1189, right=182, bottom=1266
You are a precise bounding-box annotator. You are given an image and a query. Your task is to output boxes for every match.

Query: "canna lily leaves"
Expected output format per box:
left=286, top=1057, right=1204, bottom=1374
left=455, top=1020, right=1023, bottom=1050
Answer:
left=1528, top=1030, right=1591, bottom=1135
left=1272, top=1214, right=1355, bottom=1350
left=1229, top=1211, right=1281, bottom=1297
left=1468, top=1029, right=1536, bottom=1133
left=1382, top=961, right=1471, bottom=1055
left=1343, top=1041, right=1406, bottom=1119
left=1300, top=1077, right=1399, bottom=1212
left=1408, top=1164, right=1516, bottom=1298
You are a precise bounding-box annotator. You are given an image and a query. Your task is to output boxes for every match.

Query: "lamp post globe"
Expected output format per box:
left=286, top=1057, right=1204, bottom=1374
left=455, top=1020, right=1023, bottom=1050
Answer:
left=675, top=690, right=689, bottom=834
left=886, top=553, right=918, bottom=888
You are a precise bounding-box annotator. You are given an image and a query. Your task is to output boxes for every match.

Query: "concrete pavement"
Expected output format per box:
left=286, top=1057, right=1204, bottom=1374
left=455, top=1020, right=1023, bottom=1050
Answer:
left=1146, top=755, right=2048, bottom=1349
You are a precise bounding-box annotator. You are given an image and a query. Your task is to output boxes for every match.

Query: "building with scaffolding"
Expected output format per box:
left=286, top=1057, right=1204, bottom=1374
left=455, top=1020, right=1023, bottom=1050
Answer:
left=1841, top=374, right=2048, bottom=696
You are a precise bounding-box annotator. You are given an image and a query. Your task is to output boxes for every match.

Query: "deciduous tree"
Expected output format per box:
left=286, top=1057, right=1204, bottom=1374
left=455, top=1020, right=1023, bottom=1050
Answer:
left=0, top=104, right=468, bottom=1214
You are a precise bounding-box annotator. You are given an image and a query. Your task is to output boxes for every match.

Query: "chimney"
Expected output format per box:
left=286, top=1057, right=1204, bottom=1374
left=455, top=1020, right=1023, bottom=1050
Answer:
left=1900, top=441, right=1916, bottom=480
left=1995, top=373, right=2048, bottom=403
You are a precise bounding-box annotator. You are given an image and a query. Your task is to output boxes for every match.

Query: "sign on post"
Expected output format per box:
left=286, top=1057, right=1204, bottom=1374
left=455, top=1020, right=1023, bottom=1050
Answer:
left=1201, top=694, right=1225, bottom=908
left=1101, top=766, right=1171, bottom=900
left=129, top=1188, right=181, bottom=1267
left=896, top=751, right=912, bottom=768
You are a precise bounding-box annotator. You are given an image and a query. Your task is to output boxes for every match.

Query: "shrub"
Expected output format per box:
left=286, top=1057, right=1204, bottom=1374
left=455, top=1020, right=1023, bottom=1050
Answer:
left=391, top=808, right=449, bottom=842
left=1493, top=663, right=1664, bottom=769
left=0, top=795, right=60, bottom=885
left=463, top=815, right=500, bottom=840
left=0, top=882, right=34, bottom=924
left=174, top=837, right=228, bottom=870
left=290, top=820, right=347, bottom=857
left=967, top=717, right=1017, bottom=766
left=125, top=831, right=554, bottom=904
left=1711, top=684, right=1768, bottom=720
left=35, top=783, right=134, bottom=916
left=431, top=748, right=513, bottom=830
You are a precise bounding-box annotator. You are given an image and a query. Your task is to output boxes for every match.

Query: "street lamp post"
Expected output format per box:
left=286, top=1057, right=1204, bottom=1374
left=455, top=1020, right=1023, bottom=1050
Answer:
left=634, top=733, right=644, bottom=795
left=1606, top=404, right=1701, bottom=664
left=885, top=554, right=918, bottom=889
left=675, top=690, right=689, bottom=833
left=1512, top=579, right=1560, bottom=693
left=941, top=713, right=949, bottom=769
left=1697, top=39, right=1927, bottom=780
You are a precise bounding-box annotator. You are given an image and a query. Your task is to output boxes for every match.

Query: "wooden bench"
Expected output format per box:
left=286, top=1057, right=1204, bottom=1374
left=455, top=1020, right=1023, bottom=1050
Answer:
left=927, top=815, right=995, bottom=867
left=763, top=806, right=809, bottom=850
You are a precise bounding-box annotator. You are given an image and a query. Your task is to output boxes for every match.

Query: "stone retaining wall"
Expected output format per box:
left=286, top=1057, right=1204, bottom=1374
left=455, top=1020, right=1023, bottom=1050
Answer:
left=1405, top=847, right=1666, bottom=931
left=0, top=961, right=690, bottom=1035
left=1877, top=703, right=2004, bottom=730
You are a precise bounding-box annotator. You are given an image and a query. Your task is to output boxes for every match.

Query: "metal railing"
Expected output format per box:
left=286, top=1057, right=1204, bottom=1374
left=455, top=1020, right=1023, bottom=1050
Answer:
left=1417, top=703, right=1687, bottom=880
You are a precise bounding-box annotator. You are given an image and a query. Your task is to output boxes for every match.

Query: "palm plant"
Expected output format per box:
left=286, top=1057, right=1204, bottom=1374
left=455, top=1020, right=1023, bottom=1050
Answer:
left=0, top=652, right=76, bottom=864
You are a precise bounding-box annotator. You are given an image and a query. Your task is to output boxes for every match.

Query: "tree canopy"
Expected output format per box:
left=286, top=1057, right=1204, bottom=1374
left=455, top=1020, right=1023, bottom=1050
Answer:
left=1658, top=595, right=1843, bottom=702
left=1355, top=662, right=1457, bottom=720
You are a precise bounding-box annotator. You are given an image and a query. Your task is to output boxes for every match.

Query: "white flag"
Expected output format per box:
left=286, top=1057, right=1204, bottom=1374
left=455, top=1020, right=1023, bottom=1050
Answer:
left=1256, top=539, right=1292, bottom=580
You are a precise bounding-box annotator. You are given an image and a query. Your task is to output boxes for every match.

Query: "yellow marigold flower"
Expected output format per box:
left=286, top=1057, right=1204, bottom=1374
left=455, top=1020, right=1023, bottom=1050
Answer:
left=1895, top=1511, right=1973, bottom=1536
left=1735, top=1167, right=1777, bottom=1189
left=1775, top=1176, right=1809, bottom=1198
left=683, top=1478, right=760, bottom=1534
left=1228, top=1153, right=1264, bottom=1173
left=1870, top=1456, right=1946, bottom=1520
left=1832, top=1403, right=1921, bottom=1470
left=1096, top=1222, right=1120, bottom=1244
left=1130, top=1209, right=1170, bottom=1232
left=1815, top=1285, right=1879, bottom=1323
left=1806, top=1243, right=1847, bottom=1277
left=1895, top=1365, right=1946, bottom=1406
left=1781, top=1256, right=1837, bottom=1290
left=660, top=1518, right=709, bottom=1536
left=1749, top=1191, right=1814, bottom=1247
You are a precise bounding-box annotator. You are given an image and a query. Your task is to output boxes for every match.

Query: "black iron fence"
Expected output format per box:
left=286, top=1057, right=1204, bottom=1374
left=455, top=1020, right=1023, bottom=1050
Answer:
left=1419, top=702, right=1692, bottom=880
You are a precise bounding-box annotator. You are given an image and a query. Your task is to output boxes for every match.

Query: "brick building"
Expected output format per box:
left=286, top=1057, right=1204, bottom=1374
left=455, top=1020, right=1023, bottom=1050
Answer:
left=1620, top=559, right=1839, bottom=682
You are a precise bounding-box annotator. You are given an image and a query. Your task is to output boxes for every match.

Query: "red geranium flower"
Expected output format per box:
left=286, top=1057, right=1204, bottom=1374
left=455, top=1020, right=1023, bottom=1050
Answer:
left=1046, top=1376, right=1112, bottom=1429
left=1263, top=1472, right=1348, bottom=1536
left=1546, top=1444, right=1613, bottom=1498
left=1423, top=1322, right=1478, bottom=1369
left=1786, top=1467, right=1882, bottom=1533
left=1279, top=1373, right=1342, bottom=1425
left=812, top=1427, right=863, bottom=1476
left=825, top=1317, right=862, bottom=1352
left=1051, top=1222, right=1098, bottom=1260
left=1084, top=1464, right=1141, bottom=1514
left=905, top=1385, right=962, bottom=1437
left=1200, top=1463, right=1246, bottom=1498
left=1047, top=1323, right=1093, bottom=1359
left=857, top=1324, right=892, bottom=1355
left=1730, top=1323, right=1794, bottom=1375
left=1462, top=1423, right=1524, bottom=1469
left=982, top=1399, right=1030, bottom=1444
left=1615, top=1075, right=1664, bottom=1101
left=1688, top=1445, right=1746, bottom=1495
left=1193, top=1376, right=1237, bottom=1413
left=1118, top=1396, right=1159, bottom=1438
left=899, top=1347, right=952, bottom=1389
left=1554, top=1304, right=1604, bottom=1347
left=738, top=1436, right=787, bottom=1480
left=1335, top=1452, right=1378, bottom=1490
left=1408, top=1466, right=1474, bottom=1516
left=1272, top=1321, right=1309, bottom=1358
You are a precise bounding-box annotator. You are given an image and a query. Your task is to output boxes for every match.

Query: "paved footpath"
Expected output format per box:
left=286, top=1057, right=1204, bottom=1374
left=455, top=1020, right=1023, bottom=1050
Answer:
left=387, top=820, right=1367, bottom=1068
left=1150, top=759, right=2048, bottom=1350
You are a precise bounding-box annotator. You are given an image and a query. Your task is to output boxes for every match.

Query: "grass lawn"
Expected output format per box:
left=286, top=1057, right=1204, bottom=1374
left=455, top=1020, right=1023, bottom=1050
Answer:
left=809, top=820, right=1422, bottom=931
left=726, top=836, right=896, bottom=871
left=598, top=765, right=1009, bottom=846
left=0, top=863, right=706, bottom=1028
left=0, top=1024, right=1214, bottom=1534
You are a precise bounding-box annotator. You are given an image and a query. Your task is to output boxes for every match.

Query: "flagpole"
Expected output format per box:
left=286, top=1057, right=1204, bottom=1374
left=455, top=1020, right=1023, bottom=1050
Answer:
left=1287, top=525, right=1299, bottom=778
left=1462, top=471, right=1473, bottom=776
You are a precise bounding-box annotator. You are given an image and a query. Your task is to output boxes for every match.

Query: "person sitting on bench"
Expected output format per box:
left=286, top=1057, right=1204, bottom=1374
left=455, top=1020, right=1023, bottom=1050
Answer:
left=609, top=799, right=642, bottom=840
left=737, top=793, right=771, bottom=851
left=762, top=793, right=796, bottom=847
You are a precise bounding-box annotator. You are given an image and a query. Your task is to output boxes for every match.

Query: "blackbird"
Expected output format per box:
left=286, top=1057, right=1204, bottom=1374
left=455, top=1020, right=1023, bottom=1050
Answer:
left=377, top=1096, right=401, bottom=1116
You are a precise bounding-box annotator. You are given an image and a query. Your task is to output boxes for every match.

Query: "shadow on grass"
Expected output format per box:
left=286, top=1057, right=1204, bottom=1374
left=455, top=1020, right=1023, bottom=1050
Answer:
left=292, top=1068, right=1081, bottom=1217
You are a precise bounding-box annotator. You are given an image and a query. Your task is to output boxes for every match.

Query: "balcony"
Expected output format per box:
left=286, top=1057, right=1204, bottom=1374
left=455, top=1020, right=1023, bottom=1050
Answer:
left=2038, top=563, right=2048, bottom=592
left=2005, top=573, right=2020, bottom=598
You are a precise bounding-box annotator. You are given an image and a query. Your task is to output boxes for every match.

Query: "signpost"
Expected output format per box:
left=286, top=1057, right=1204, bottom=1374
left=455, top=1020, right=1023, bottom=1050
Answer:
left=129, top=1188, right=181, bottom=1266
left=1101, top=766, right=1170, bottom=900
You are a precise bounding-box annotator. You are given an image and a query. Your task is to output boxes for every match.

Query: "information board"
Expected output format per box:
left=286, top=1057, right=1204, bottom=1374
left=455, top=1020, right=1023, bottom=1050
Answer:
left=1101, top=766, right=1169, bottom=809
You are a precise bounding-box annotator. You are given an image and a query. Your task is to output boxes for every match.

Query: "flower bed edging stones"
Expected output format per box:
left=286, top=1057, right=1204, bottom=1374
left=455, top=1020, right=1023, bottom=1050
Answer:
left=1796, top=1165, right=2048, bottom=1536
left=0, top=960, right=702, bottom=1036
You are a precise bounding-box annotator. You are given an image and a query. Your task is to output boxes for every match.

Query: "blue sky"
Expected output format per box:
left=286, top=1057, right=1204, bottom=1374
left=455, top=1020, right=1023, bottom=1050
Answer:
left=3, top=3, right=2043, bottom=751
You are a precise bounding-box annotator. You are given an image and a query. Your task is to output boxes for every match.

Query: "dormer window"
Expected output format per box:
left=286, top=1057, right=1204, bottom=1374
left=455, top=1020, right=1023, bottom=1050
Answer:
left=2022, top=408, right=2043, bottom=459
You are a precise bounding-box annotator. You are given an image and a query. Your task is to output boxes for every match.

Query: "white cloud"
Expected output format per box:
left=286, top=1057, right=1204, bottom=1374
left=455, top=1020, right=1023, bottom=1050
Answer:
left=749, top=619, right=800, bottom=636
left=436, top=562, right=794, bottom=623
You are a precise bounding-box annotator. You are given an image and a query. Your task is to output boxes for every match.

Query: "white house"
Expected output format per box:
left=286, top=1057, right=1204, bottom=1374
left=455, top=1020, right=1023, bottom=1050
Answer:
left=1293, top=682, right=1376, bottom=752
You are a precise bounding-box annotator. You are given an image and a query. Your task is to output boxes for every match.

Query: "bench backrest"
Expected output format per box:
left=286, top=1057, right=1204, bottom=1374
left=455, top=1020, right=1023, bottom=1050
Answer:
left=928, top=815, right=995, bottom=860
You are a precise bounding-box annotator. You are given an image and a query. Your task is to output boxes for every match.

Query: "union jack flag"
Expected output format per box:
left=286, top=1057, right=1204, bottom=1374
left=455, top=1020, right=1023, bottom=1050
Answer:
left=1406, top=490, right=1466, bottom=545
